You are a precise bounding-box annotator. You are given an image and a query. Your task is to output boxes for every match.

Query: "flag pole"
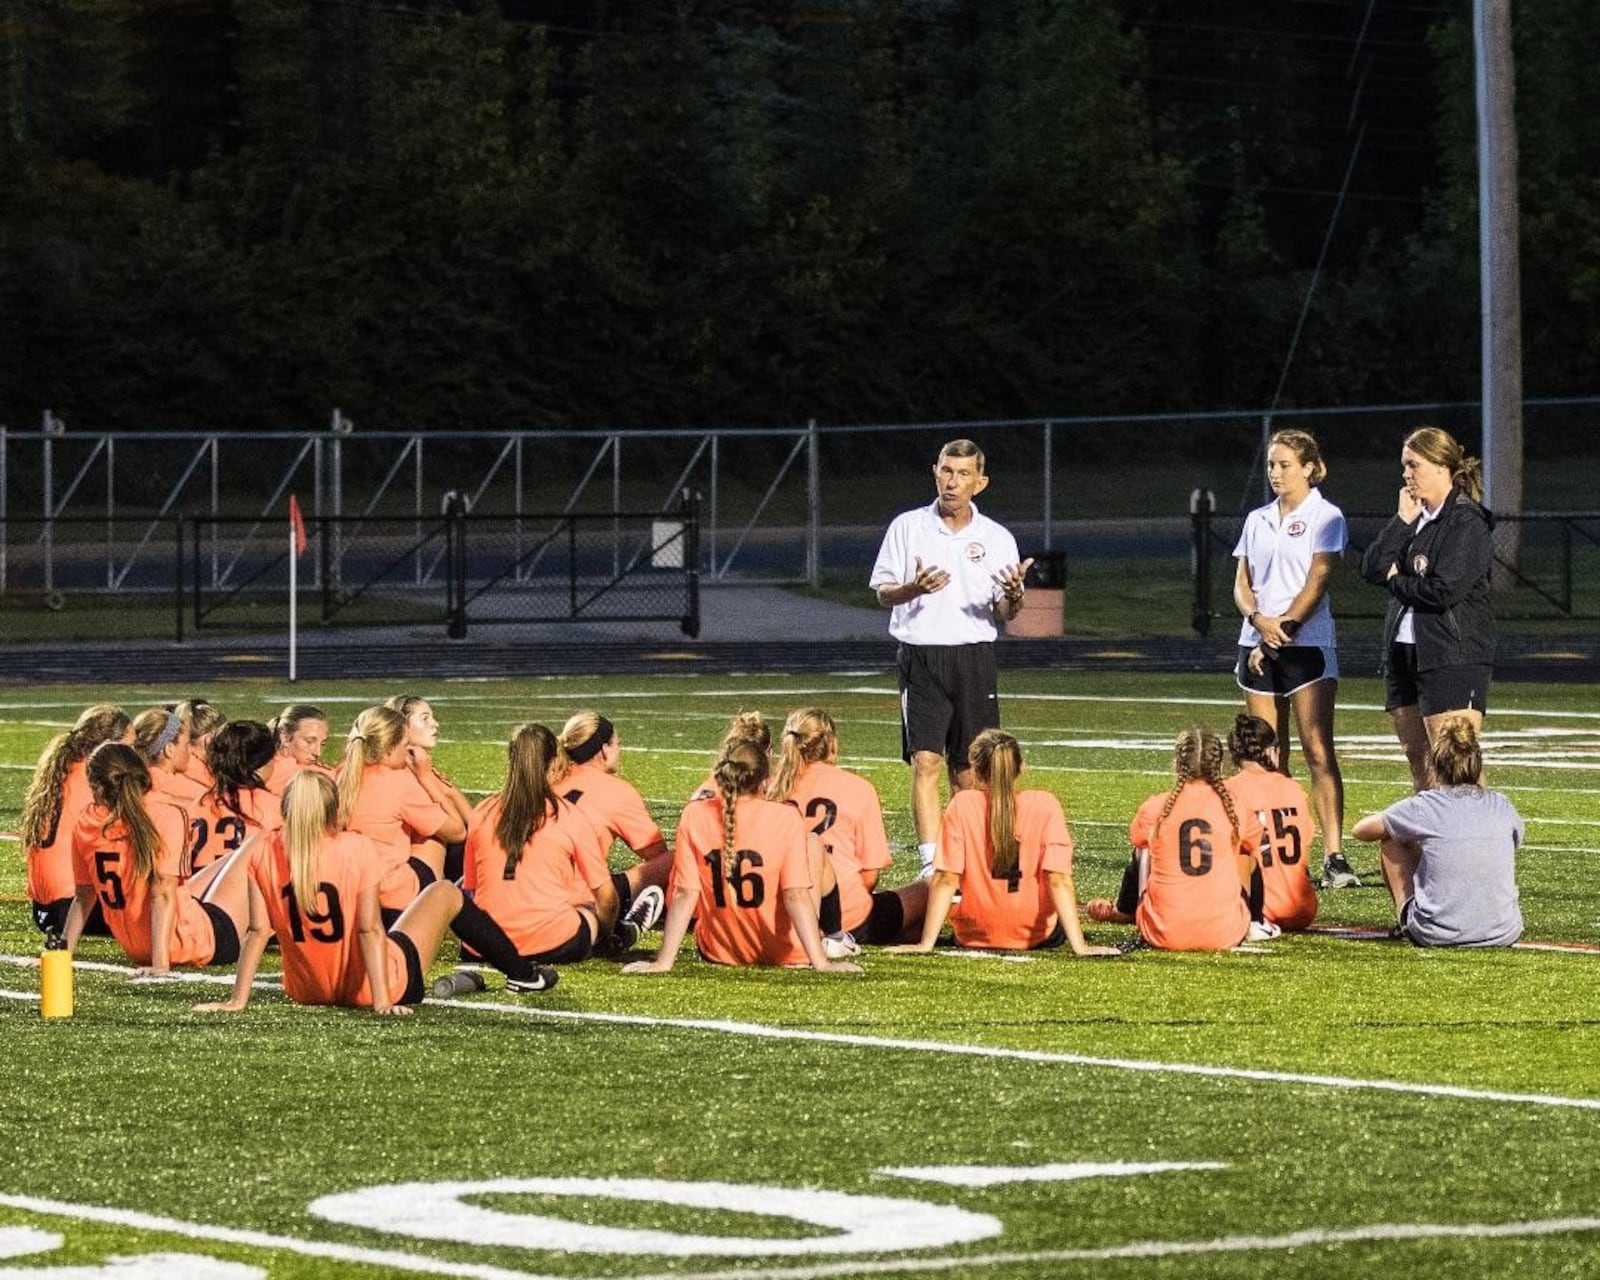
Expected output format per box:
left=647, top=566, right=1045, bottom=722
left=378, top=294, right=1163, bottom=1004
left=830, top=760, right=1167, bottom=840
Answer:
left=289, top=513, right=298, bottom=683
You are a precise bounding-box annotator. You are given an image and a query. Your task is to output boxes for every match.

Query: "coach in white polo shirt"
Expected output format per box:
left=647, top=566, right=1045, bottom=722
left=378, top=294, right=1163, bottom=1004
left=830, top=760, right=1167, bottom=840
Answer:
left=1233, top=428, right=1353, bottom=891
left=870, top=439, right=1033, bottom=878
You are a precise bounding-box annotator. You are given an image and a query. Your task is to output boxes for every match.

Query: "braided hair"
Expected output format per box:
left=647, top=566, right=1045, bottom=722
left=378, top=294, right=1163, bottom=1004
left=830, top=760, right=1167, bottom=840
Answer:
left=1226, top=714, right=1277, bottom=770
left=713, top=739, right=769, bottom=887
left=1153, top=726, right=1240, bottom=846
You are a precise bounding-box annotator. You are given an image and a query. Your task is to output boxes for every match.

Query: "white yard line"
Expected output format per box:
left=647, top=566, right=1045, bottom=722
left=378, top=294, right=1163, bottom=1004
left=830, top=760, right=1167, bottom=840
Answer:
left=5, top=952, right=1597, bottom=1112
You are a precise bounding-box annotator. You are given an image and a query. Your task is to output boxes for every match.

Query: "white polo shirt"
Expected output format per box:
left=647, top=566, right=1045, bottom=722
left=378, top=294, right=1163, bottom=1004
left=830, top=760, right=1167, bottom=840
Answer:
left=870, top=500, right=1021, bottom=645
left=1233, top=487, right=1346, bottom=648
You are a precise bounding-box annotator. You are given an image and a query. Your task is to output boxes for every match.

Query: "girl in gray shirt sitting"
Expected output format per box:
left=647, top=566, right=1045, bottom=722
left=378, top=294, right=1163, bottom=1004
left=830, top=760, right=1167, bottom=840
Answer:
left=1352, top=715, right=1523, bottom=947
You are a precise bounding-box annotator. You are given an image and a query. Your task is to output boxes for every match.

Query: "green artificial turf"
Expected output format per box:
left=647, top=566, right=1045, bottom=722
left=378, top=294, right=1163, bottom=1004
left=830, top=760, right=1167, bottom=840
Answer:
left=1, top=670, right=1597, bottom=1278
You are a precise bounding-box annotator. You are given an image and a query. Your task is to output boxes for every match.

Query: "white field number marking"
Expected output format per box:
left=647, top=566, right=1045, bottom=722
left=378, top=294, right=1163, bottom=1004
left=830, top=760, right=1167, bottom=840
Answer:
left=0, top=1227, right=263, bottom=1280
left=309, top=1176, right=1003, bottom=1257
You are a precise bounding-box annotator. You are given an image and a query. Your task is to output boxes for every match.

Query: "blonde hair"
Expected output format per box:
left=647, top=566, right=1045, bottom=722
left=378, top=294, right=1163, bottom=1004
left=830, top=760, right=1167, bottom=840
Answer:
left=1153, top=727, right=1239, bottom=846
left=86, top=742, right=162, bottom=884
left=282, top=770, right=340, bottom=908
left=336, top=706, right=409, bottom=826
left=716, top=710, right=770, bottom=759
left=495, top=723, right=560, bottom=877
left=713, top=739, right=769, bottom=887
left=969, top=729, right=1023, bottom=880
left=1428, top=715, right=1484, bottom=788
left=131, top=707, right=184, bottom=765
left=552, top=710, right=613, bottom=783
left=767, top=708, right=836, bottom=802
left=271, top=705, right=328, bottom=751
left=20, top=703, right=129, bottom=848
left=175, top=698, right=227, bottom=743
left=1404, top=426, right=1484, bottom=504
left=1267, top=429, right=1327, bottom=486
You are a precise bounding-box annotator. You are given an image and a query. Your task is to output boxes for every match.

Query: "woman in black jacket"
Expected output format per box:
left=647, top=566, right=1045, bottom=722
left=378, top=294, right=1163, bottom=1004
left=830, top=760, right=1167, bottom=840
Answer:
left=1361, top=427, right=1495, bottom=790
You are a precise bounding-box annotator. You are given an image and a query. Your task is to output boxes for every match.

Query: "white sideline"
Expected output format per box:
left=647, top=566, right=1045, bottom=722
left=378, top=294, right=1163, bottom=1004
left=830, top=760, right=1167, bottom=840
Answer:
left=5, top=949, right=1599, bottom=1113
left=0, top=1194, right=557, bottom=1280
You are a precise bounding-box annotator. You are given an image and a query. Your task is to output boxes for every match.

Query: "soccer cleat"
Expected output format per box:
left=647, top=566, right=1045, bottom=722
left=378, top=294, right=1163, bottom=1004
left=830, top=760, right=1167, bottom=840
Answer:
left=1320, top=854, right=1362, bottom=890
left=506, top=967, right=560, bottom=994
left=625, top=884, right=666, bottom=933
left=823, top=931, right=861, bottom=960
left=430, top=969, right=487, bottom=999
left=1246, top=919, right=1282, bottom=942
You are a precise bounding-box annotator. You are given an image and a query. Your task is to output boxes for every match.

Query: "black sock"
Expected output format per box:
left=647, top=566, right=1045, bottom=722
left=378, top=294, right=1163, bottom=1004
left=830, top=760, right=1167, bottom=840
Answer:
left=450, top=898, right=536, bottom=981
left=1247, top=866, right=1265, bottom=921
left=819, top=887, right=842, bottom=935
left=611, top=871, right=634, bottom=921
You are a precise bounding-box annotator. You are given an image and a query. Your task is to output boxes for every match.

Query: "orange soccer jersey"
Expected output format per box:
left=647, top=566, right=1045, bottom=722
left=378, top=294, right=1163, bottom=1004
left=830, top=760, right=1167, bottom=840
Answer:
left=672, top=794, right=813, bottom=967
left=936, top=789, right=1074, bottom=950
left=26, top=760, right=95, bottom=906
left=265, top=758, right=335, bottom=798
left=1131, top=782, right=1262, bottom=952
left=344, top=763, right=449, bottom=912
left=187, top=788, right=283, bottom=875
left=151, top=767, right=207, bottom=806
left=785, top=761, right=894, bottom=936
left=71, top=799, right=217, bottom=966
left=467, top=795, right=611, bottom=956
left=1225, top=769, right=1318, bottom=931
left=559, top=761, right=664, bottom=856
left=248, top=829, right=408, bottom=1008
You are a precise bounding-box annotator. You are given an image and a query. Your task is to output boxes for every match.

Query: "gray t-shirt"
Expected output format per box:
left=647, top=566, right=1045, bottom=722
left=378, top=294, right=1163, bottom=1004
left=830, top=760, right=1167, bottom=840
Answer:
left=1382, top=786, right=1524, bottom=948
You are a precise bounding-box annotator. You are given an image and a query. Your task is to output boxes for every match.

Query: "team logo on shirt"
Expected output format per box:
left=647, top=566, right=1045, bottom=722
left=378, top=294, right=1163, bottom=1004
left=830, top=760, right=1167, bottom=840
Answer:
left=964, top=542, right=987, bottom=563
left=1286, top=520, right=1307, bottom=537
left=1413, top=554, right=1429, bottom=574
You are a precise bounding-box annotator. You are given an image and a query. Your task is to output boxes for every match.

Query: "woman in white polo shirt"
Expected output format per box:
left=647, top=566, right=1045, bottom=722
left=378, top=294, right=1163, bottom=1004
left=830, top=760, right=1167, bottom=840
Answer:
left=1232, top=429, right=1353, bottom=890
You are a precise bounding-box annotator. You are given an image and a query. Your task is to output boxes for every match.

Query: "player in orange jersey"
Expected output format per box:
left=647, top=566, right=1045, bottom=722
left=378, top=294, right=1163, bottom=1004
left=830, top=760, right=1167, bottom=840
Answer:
left=131, top=707, right=206, bottom=806
left=465, top=722, right=651, bottom=967
left=626, top=738, right=859, bottom=974
left=688, top=710, right=772, bottom=800
left=21, top=703, right=131, bottom=936
left=1100, top=726, right=1263, bottom=952
left=62, top=743, right=250, bottom=975
left=767, top=707, right=926, bottom=951
left=187, top=721, right=282, bottom=877
left=175, top=698, right=228, bottom=793
left=554, top=711, right=671, bottom=922
left=893, top=730, right=1116, bottom=956
left=338, top=706, right=466, bottom=926
left=385, top=694, right=474, bottom=883
left=195, top=771, right=554, bottom=1013
left=266, top=704, right=333, bottom=798
left=1224, top=715, right=1318, bottom=933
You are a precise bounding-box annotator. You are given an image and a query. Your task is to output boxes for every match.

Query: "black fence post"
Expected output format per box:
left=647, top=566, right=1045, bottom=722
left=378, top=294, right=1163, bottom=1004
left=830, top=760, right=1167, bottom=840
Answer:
left=682, top=488, right=701, bottom=639
left=1190, top=488, right=1214, bottom=637
left=174, top=516, right=185, bottom=644
left=190, top=516, right=203, bottom=635
left=445, top=492, right=468, bottom=640
left=319, top=516, right=333, bottom=624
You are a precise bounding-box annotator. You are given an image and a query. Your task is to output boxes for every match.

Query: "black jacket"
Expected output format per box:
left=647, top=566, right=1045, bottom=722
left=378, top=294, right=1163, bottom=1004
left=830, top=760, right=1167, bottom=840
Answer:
left=1360, top=488, right=1496, bottom=671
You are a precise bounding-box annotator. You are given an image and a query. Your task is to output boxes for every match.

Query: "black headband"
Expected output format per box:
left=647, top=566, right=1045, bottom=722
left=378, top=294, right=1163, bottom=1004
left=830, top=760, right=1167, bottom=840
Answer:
left=565, top=717, right=615, bottom=765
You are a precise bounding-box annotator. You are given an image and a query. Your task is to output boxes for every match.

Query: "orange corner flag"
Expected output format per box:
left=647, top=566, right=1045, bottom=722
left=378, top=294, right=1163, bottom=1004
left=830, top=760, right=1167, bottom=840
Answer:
left=289, top=494, right=308, bottom=557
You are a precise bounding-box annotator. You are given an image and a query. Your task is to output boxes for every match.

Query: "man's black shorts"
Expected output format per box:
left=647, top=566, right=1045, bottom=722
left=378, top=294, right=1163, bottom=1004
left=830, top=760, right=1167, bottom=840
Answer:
left=897, top=642, right=998, bottom=768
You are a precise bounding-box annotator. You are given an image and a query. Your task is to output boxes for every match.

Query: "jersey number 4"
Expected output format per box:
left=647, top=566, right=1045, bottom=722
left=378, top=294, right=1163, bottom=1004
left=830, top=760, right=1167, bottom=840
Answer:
left=1255, top=808, right=1303, bottom=867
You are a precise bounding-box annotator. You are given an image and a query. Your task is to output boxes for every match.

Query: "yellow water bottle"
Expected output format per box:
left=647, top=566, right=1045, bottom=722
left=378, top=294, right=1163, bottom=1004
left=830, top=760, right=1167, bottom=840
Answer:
left=40, top=933, right=73, bottom=1019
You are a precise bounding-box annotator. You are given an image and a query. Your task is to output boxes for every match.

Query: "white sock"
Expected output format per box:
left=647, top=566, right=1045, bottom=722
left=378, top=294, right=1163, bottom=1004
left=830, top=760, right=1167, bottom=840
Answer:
left=918, top=842, right=937, bottom=871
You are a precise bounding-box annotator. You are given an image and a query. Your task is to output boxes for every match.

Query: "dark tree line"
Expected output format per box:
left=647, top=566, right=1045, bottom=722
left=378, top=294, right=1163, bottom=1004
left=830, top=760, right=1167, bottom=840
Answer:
left=2, top=0, right=1598, bottom=433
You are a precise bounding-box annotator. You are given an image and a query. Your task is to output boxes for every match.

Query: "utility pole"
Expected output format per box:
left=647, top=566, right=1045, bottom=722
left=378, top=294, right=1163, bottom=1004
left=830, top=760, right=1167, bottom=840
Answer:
left=1475, top=0, right=1522, bottom=578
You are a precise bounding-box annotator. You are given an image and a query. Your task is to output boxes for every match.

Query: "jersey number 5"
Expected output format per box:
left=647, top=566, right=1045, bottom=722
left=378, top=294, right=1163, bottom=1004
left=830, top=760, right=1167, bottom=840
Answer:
left=1256, top=807, right=1303, bottom=868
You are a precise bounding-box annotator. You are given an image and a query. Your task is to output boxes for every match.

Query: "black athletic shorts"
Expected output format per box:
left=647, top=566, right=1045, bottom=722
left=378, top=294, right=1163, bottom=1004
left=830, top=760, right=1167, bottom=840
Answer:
left=380, top=856, right=440, bottom=931
left=1235, top=644, right=1335, bottom=697
left=389, top=929, right=427, bottom=1005
left=897, top=641, right=999, bottom=768
left=853, top=890, right=908, bottom=946
left=201, top=900, right=241, bottom=967
left=527, top=915, right=595, bottom=965
left=1384, top=643, right=1492, bottom=716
